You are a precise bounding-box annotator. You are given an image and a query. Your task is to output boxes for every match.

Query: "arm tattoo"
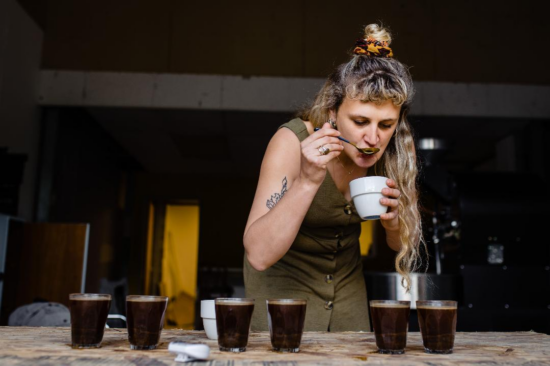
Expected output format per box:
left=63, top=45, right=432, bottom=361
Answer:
left=266, top=177, right=288, bottom=209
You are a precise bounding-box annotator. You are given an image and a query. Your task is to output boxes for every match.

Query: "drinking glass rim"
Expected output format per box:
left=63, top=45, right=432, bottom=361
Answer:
left=215, top=298, right=255, bottom=304
left=416, top=300, right=457, bottom=308
left=126, top=295, right=168, bottom=302
left=369, top=300, right=410, bottom=307
left=69, top=293, right=111, bottom=300
left=266, top=299, right=307, bottom=304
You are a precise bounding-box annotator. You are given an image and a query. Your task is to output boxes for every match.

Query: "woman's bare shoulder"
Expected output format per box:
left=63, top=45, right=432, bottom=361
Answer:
left=264, top=127, right=301, bottom=169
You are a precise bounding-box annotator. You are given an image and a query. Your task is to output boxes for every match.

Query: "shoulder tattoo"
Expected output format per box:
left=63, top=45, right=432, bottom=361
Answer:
left=266, top=177, right=288, bottom=209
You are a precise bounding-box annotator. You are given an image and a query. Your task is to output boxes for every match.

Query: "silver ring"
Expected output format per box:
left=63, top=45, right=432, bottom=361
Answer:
left=318, top=145, right=330, bottom=156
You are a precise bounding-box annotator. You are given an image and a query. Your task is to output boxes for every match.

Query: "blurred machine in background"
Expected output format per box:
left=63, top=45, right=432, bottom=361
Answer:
left=365, top=137, right=550, bottom=334
left=454, top=171, right=550, bottom=333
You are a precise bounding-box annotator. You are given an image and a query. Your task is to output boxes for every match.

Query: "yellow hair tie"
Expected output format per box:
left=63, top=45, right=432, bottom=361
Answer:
left=353, top=37, right=393, bottom=58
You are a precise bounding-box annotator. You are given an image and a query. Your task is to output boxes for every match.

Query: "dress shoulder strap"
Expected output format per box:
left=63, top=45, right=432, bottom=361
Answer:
left=278, top=118, right=309, bottom=142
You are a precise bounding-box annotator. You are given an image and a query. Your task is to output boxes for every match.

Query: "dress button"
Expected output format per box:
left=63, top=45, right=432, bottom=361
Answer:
left=325, top=274, right=334, bottom=284
left=334, top=232, right=343, bottom=238
left=344, top=204, right=352, bottom=215
left=324, top=301, right=334, bottom=310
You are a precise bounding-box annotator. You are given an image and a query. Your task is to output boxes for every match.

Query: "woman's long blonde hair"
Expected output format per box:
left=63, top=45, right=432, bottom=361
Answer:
left=299, top=24, right=426, bottom=291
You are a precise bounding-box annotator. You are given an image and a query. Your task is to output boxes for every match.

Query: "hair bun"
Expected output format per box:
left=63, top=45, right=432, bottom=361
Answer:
left=363, top=24, right=392, bottom=45
left=354, top=23, right=394, bottom=58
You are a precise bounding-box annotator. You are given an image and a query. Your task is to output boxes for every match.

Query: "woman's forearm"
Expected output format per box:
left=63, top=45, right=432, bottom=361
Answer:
left=385, top=227, right=402, bottom=252
left=244, top=177, right=319, bottom=271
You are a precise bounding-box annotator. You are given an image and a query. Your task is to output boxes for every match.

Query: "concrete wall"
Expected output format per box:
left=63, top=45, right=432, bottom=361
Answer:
left=0, top=0, right=43, bottom=220
left=26, top=0, right=549, bottom=84
left=38, top=71, right=550, bottom=119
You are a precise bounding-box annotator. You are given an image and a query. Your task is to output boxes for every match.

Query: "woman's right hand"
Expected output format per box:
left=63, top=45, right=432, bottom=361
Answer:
left=299, top=122, right=343, bottom=186
left=244, top=120, right=342, bottom=271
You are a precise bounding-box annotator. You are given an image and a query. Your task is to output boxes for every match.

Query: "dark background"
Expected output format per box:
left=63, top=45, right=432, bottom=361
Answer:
left=1, top=0, right=549, bottom=333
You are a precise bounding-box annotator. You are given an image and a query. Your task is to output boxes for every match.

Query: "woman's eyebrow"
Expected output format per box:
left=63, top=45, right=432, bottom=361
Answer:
left=349, top=114, right=369, bottom=120
left=349, top=115, right=397, bottom=123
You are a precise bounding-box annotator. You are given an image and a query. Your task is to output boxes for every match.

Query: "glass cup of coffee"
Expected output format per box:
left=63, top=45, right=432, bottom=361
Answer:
left=69, top=293, right=112, bottom=348
left=126, top=295, right=169, bottom=350
left=369, top=300, right=410, bottom=354
left=416, top=300, right=458, bottom=354
left=215, top=298, right=255, bottom=352
left=267, top=299, right=307, bottom=353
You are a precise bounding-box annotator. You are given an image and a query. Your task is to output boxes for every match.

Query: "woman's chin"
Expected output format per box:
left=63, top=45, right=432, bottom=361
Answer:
left=355, top=152, right=378, bottom=167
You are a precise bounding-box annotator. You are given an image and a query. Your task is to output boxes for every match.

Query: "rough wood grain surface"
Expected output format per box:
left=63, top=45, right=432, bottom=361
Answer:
left=0, top=327, right=549, bottom=365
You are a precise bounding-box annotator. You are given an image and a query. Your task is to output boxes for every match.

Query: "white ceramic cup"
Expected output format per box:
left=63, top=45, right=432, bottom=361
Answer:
left=349, top=176, right=389, bottom=220
left=200, top=300, right=218, bottom=340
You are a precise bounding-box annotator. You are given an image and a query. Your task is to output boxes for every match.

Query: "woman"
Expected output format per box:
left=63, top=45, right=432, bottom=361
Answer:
left=243, top=24, right=424, bottom=332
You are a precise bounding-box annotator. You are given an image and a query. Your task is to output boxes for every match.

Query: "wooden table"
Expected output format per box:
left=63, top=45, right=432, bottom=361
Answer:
left=1, top=327, right=549, bottom=365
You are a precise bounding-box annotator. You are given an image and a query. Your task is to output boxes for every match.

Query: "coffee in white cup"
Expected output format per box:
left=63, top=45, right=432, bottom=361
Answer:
left=349, top=176, right=389, bottom=220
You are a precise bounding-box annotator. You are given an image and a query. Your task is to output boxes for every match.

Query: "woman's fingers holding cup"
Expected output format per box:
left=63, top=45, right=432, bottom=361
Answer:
left=380, top=196, right=399, bottom=209
left=382, top=184, right=401, bottom=200
left=385, top=178, right=399, bottom=189
left=381, top=181, right=400, bottom=216
left=381, top=185, right=400, bottom=217
left=380, top=192, right=399, bottom=225
left=380, top=209, right=399, bottom=221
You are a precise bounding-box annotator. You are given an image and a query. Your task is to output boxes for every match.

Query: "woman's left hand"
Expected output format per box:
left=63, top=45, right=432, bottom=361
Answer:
left=380, top=178, right=400, bottom=232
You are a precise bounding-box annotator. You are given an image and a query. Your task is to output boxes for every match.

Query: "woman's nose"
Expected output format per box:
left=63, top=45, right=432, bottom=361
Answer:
left=362, top=126, right=378, bottom=147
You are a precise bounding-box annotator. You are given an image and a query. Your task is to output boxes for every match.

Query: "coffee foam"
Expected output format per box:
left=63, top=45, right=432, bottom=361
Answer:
left=216, top=301, right=254, bottom=306
left=267, top=300, right=306, bottom=305
left=417, top=305, right=456, bottom=310
left=127, top=296, right=168, bottom=302
left=370, top=303, right=409, bottom=308
left=70, top=294, right=110, bottom=301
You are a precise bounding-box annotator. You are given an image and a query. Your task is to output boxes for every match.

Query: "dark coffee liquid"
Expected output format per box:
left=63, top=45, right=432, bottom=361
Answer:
left=370, top=304, right=410, bottom=352
left=267, top=303, right=307, bottom=350
left=126, top=300, right=168, bottom=349
left=70, top=299, right=111, bottom=347
left=215, top=303, right=254, bottom=350
left=417, top=306, right=457, bottom=353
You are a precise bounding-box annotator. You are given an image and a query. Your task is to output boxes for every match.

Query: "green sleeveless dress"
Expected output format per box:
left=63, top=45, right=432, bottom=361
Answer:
left=244, top=118, right=370, bottom=332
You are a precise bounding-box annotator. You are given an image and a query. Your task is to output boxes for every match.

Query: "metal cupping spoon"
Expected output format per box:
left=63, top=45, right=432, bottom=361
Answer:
left=314, top=128, right=380, bottom=155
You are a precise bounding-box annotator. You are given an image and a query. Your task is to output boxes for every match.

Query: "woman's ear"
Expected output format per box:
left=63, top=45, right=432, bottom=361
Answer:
left=328, top=110, right=337, bottom=129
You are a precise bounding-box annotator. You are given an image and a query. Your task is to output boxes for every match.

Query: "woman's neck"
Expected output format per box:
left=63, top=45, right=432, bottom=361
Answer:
left=329, top=157, right=368, bottom=193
